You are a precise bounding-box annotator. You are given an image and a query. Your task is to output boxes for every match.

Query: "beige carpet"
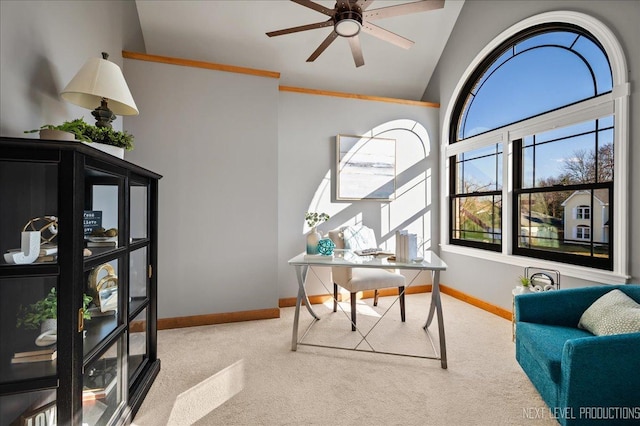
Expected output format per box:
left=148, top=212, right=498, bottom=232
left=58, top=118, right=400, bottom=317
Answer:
left=132, top=293, right=559, bottom=426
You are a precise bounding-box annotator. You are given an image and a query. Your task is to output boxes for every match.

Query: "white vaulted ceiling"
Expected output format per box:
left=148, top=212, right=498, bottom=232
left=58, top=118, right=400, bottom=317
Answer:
left=135, top=0, right=464, bottom=100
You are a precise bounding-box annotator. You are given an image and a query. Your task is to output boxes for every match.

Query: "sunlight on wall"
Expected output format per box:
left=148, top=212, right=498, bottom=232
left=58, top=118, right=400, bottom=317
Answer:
left=305, top=119, right=431, bottom=256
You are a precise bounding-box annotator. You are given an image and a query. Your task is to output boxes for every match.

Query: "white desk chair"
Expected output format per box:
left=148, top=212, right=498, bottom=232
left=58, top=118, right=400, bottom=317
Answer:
left=328, top=225, right=406, bottom=331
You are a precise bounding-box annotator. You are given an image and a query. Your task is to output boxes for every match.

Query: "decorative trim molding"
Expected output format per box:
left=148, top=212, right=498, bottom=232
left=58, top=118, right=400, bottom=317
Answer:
left=156, top=284, right=510, bottom=330
left=158, top=308, right=280, bottom=330
left=279, top=85, right=439, bottom=108
left=440, top=285, right=513, bottom=320
left=122, top=51, right=281, bottom=79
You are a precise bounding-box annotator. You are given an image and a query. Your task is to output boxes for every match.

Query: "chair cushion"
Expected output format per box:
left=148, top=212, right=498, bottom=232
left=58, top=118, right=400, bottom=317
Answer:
left=578, top=289, right=640, bottom=336
left=343, top=225, right=377, bottom=251
left=342, top=268, right=405, bottom=293
left=516, top=322, right=592, bottom=384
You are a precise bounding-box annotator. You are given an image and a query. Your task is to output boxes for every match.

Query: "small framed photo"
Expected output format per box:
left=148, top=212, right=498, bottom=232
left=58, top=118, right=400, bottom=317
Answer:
left=336, top=134, right=396, bottom=201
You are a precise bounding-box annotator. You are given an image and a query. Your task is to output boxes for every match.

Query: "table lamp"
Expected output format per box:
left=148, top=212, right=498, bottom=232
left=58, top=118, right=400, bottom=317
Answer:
left=61, top=52, right=138, bottom=128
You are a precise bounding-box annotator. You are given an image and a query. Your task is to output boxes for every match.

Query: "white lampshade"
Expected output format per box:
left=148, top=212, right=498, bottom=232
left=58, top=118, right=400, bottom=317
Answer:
left=61, top=54, right=138, bottom=116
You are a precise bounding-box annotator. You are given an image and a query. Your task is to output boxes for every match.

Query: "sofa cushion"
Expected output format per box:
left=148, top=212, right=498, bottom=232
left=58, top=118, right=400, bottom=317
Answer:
left=578, top=289, right=640, bottom=336
left=517, top=322, right=592, bottom=384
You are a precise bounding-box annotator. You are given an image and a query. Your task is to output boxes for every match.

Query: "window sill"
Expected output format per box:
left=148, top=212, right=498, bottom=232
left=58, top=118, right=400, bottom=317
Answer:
left=440, top=244, right=630, bottom=283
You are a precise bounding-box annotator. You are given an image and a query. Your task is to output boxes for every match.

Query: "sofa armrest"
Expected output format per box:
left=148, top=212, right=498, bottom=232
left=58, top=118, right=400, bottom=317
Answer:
left=560, top=332, right=640, bottom=411
left=515, top=285, right=630, bottom=327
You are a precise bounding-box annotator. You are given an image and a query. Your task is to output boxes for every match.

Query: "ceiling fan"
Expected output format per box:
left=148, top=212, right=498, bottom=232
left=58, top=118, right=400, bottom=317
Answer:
left=266, top=0, right=445, bottom=67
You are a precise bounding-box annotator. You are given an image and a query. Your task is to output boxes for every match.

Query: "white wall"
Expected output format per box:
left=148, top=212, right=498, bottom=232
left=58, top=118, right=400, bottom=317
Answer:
left=123, top=59, right=280, bottom=318
left=0, top=0, right=440, bottom=321
left=0, top=0, right=143, bottom=137
left=423, top=0, right=640, bottom=310
left=277, top=92, right=440, bottom=298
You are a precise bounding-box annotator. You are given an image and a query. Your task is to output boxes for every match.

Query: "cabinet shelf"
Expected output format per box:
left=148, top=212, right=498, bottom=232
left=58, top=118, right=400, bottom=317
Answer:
left=1, top=137, right=161, bottom=425
left=0, top=264, right=59, bottom=278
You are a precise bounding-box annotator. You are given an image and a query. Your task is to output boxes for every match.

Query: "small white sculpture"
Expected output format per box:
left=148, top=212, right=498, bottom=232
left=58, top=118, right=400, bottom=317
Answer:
left=4, top=231, right=41, bottom=264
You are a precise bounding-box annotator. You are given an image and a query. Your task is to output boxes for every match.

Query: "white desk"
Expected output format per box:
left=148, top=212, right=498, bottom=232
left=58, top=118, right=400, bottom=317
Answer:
left=288, top=250, right=449, bottom=369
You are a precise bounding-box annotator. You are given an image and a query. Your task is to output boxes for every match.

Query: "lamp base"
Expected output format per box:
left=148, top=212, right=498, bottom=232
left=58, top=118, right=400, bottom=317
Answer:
left=92, top=98, right=116, bottom=128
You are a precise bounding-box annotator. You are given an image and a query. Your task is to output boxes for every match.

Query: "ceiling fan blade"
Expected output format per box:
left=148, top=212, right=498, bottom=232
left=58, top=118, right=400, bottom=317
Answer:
left=307, top=31, right=339, bottom=62
left=291, top=0, right=334, bottom=16
left=266, top=19, right=333, bottom=37
left=364, top=0, right=444, bottom=21
left=361, top=22, right=414, bottom=49
left=348, top=35, right=365, bottom=67
left=355, top=0, right=375, bottom=11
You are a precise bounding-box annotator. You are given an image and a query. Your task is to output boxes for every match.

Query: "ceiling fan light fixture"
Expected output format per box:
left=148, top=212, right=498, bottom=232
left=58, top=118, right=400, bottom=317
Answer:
left=335, top=10, right=362, bottom=37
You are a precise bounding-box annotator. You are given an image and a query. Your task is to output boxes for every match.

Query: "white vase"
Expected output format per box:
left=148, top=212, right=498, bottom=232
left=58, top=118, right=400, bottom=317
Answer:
left=306, top=227, right=322, bottom=254
left=35, top=318, right=57, bottom=346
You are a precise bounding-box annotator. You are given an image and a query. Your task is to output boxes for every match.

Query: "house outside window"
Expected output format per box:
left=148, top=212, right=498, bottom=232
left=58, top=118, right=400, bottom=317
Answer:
left=443, top=12, right=629, bottom=276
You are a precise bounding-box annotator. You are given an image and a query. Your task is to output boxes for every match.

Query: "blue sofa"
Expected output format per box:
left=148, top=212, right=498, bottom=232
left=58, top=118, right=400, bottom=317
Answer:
left=515, top=285, right=640, bottom=425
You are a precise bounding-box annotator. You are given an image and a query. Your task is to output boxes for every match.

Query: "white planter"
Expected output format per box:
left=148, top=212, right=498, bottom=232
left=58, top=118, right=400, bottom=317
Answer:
left=82, top=141, right=125, bottom=159
left=514, top=285, right=532, bottom=295
left=40, top=129, right=76, bottom=141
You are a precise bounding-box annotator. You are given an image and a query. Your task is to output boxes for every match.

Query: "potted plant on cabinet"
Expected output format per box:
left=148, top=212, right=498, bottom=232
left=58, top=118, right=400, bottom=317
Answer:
left=17, top=287, right=93, bottom=346
left=25, top=117, right=134, bottom=157
left=24, top=118, right=92, bottom=142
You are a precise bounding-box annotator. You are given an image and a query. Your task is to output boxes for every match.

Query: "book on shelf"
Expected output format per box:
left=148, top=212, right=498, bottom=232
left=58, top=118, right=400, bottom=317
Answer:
left=35, top=254, right=57, bottom=263
left=86, top=241, right=117, bottom=248
left=13, top=346, right=56, bottom=358
left=11, top=350, right=57, bottom=363
left=83, top=377, right=117, bottom=401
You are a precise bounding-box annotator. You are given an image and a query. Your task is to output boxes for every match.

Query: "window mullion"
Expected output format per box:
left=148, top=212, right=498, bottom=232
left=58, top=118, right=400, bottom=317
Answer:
left=503, top=132, right=512, bottom=255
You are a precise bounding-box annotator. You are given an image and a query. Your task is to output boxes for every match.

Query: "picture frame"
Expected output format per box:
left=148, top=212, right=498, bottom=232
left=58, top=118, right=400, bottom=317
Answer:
left=336, top=134, right=396, bottom=201
left=19, top=401, right=56, bottom=426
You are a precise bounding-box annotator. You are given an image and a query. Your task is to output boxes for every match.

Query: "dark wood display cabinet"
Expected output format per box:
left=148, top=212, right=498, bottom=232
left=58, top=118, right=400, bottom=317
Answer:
left=0, top=137, right=161, bottom=425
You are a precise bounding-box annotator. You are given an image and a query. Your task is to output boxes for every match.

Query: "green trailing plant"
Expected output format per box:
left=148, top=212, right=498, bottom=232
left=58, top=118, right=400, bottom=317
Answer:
left=24, top=118, right=92, bottom=142
left=305, top=212, right=330, bottom=228
left=82, top=124, right=135, bottom=151
left=16, top=287, right=93, bottom=330
left=25, top=117, right=135, bottom=150
left=518, top=275, right=531, bottom=287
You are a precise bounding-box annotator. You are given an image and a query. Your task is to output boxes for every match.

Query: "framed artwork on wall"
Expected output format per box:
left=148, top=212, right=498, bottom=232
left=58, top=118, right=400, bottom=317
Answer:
left=336, top=134, right=396, bottom=201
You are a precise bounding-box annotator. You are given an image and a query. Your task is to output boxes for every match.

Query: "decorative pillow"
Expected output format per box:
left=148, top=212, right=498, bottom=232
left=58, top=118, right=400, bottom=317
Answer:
left=578, top=289, right=640, bottom=336
left=342, top=225, right=377, bottom=251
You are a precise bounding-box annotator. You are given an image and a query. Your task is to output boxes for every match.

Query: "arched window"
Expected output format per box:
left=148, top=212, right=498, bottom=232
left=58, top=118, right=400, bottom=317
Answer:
left=453, top=25, right=612, bottom=141
left=445, top=12, right=629, bottom=275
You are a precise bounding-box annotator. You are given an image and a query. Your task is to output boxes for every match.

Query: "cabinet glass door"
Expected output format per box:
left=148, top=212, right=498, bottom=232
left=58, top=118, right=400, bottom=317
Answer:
left=130, top=182, right=148, bottom=242
left=0, top=389, right=57, bottom=426
left=84, top=168, right=123, bottom=255
left=84, top=260, right=121, bottom=357
left=0, top=277, right=58, bottom=385
left=128, top=308, right=147, bottom=383
left=129, top=247, right=148, bottom=312
left=82, top=336, right=125, bottom=426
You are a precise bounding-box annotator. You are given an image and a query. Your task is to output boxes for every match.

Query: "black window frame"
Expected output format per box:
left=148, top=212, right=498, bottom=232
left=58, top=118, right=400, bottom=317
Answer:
left=448, top=22, right=614, bottom=270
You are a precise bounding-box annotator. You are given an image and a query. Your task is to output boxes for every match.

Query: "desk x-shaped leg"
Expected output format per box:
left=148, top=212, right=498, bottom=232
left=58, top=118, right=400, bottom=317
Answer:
left=292, top=265, right=319, bottom=351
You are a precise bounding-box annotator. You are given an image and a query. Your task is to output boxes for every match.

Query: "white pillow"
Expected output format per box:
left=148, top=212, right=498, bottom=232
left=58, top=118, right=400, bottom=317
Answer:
left=578, top=289, right=640, bottom=336
left=343, top=225, right=377, bottom=251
